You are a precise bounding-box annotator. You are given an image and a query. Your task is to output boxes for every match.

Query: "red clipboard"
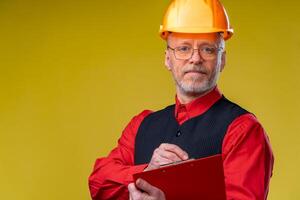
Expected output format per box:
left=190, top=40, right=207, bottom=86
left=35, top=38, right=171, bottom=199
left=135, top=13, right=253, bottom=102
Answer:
left=133, top=154, right=226, bottom=200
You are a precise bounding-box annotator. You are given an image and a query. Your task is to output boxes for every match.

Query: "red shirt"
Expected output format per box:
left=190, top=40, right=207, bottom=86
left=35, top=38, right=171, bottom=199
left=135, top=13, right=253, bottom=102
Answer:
left=89, top=87, right=274, bottom=200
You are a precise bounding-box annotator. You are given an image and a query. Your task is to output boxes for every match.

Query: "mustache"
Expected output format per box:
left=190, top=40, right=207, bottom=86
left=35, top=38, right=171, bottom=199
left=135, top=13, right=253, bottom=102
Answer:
left=183, top=65, right=207, bottom=74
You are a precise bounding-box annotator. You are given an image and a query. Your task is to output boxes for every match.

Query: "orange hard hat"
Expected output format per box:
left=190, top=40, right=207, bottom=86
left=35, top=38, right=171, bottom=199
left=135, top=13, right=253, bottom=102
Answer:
left=159, top=0, right=233, bottom=40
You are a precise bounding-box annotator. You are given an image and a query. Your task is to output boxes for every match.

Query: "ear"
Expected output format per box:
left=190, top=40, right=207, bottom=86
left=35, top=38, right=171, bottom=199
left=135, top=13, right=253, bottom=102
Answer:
left=220, top=51, right=226, bottom=72
left=164, top=50, right=172, bottom=71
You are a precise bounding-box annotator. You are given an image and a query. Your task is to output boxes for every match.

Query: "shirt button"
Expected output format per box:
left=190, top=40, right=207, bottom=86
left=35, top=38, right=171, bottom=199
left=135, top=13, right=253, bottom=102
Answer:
left=176, top=130, right=181, bottom=137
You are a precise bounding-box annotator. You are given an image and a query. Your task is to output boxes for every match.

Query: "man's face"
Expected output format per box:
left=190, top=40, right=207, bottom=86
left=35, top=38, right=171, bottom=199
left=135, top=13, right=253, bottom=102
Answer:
left=165, top=33, right=226, bottom=96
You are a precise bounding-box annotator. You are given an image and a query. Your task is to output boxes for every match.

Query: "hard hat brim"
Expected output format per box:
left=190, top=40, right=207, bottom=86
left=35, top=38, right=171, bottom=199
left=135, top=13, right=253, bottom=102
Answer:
left=160, top=26, right=233, bottom=40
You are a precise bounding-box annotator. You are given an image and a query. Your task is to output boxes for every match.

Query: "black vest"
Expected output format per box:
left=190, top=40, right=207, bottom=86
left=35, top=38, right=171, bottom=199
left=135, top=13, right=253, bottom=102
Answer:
left=134, top=96, right=249, bottom=165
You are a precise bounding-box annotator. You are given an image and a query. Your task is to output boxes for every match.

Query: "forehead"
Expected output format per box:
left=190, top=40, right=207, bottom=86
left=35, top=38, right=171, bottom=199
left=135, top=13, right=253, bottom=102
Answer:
left=167, top=33, right=219, bottom=45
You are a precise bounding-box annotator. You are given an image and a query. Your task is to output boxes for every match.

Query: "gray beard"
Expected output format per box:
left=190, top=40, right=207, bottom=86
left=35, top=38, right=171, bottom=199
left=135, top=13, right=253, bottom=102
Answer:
left=177, top=79, right=213, bottom=95
left=175, top=65, right=220, bottom=96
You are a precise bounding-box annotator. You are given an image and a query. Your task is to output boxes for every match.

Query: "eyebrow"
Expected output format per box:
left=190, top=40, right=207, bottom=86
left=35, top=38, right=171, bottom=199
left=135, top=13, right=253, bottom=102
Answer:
left=177, top=41, right=193, bottom=46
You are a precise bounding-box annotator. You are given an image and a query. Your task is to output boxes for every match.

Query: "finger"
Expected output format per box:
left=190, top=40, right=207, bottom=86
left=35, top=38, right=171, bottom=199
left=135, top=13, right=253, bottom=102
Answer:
left=156, top=148, right=182, bottom=162
left=157, top=155, right=174, bottom=165
left=127, top=183, right=136, bottom=194
left=128, top=183, right=142, bottom=199
left=153, top=152, right=174, bottom=165
left=160, top=143, right=189, bottom=160
left=146, top=155, right=172, bottom=171
left=129, top=182, right=155, bottom=200
left=135, top=178, right=159, bottom=196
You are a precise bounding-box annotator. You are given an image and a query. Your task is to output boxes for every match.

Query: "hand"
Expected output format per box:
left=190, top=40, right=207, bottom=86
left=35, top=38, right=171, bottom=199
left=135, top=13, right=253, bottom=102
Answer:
left=145, top=143, right=189, bottom=171
left=128, top=178, right=166, bottom=200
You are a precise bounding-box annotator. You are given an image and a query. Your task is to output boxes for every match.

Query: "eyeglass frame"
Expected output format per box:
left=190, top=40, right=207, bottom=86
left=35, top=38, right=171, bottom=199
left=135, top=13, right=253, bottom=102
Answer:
left=167, top=44, right=224, bottom=60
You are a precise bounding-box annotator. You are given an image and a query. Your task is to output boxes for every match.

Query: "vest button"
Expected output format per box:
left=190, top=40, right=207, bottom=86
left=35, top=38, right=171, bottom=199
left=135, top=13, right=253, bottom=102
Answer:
left=176, top=130, right=181, bottom=137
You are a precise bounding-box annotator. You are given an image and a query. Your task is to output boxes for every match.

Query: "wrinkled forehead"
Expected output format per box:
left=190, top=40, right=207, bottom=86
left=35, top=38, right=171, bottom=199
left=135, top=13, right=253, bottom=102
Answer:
left=167, top=32, right=219, bottom=45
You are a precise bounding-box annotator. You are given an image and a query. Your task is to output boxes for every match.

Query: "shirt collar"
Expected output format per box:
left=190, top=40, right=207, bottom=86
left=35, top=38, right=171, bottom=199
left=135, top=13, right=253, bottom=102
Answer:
left=175, top=87, right=222, bottom=120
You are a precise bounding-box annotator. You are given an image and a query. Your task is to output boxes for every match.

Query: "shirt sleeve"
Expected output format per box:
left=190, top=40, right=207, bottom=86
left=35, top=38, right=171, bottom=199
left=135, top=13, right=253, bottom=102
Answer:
left=222, top=113, right=274, bottom=200
left=88, top=110, right=152, bottom=200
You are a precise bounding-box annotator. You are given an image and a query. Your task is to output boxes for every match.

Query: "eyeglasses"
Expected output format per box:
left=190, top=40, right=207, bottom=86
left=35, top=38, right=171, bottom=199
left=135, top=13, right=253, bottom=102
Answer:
left=167, top=45, right=223, bottom=60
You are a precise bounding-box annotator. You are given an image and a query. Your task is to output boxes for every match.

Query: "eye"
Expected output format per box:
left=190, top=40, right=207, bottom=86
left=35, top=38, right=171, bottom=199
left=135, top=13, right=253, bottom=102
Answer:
left=176, top=46, right=192, bottom=53
left=202, top=46, right=216, bottom=54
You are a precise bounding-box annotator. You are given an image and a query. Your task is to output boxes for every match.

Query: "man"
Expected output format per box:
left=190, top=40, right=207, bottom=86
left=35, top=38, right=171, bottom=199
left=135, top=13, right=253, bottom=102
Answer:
left=89, top=0, right=274, bottom=199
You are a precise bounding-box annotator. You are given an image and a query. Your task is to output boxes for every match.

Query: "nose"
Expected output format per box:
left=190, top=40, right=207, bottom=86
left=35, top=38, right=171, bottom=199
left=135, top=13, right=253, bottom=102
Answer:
left=189, top=49, right=204, bottom=64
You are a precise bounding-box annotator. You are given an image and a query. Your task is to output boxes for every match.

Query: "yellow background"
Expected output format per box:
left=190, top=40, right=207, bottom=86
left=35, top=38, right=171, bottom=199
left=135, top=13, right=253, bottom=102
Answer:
left=0, top=0, right=299, bottom=199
